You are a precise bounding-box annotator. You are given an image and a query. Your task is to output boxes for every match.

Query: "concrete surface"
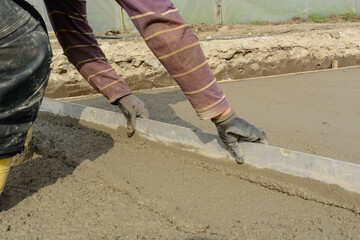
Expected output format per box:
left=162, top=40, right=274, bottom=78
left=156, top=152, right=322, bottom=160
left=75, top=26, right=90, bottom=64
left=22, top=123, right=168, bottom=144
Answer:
left=68, top=67, right=360, bottom=165
left=0, top=113, right=359, bottom=239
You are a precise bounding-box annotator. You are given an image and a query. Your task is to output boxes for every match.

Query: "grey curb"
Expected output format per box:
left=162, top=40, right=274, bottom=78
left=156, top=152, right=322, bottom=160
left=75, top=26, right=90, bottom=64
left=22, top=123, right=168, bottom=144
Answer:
left=40, top=97, right=360, bottom=194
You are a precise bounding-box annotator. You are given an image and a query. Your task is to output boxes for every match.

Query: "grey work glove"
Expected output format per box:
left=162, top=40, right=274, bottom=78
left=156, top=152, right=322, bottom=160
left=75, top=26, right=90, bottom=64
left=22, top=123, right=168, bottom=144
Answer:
left=212, top=110, right=268, bottom=164
left=117, top=94, right=149, bottom=137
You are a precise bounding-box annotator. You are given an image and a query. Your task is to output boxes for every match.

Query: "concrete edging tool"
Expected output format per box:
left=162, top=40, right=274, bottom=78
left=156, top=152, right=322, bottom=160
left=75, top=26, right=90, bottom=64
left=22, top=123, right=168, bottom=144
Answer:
left=40, top=97, right=360, bottom=194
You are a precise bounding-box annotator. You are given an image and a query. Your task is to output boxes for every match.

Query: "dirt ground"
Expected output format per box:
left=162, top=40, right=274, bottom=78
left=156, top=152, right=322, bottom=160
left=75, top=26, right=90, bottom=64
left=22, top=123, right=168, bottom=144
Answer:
left=47, top=22, right=360, bottom=98
left=0, top=114, right=359, bottom=239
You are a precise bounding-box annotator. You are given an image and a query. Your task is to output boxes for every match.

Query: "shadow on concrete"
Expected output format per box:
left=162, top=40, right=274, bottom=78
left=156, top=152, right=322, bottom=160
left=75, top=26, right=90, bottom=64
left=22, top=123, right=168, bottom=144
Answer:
left=136, top=90, right=200, bottom=130
left=0, top=113, right=114, bottom=211
left=69, top=89, right=202, bottom=132
left=0, top=92, right=229, bottom=211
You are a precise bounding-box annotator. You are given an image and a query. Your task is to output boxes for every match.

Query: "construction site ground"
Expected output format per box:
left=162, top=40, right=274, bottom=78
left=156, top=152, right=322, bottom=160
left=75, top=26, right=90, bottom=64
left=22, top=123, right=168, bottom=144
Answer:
left=0, top=22, right=360, bottom=239
left=47, top=22, right=360, bottom=98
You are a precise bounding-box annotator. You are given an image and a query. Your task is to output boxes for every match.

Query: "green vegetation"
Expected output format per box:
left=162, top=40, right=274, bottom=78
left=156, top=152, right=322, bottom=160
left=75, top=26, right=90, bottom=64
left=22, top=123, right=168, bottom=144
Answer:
left=309, top=15, right=328, bottom=23
left=340, top=12, right=359, bottom=21
left=309, top=12, right=360, bottom=23
left=251, top=20, right=266, bottom=25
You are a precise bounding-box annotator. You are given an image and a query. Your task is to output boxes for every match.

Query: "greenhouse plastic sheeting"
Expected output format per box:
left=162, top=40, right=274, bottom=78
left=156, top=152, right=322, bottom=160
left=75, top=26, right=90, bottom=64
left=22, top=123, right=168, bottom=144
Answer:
left=86, top=1, right=122, bottom=32
left=306, top=0, right=358, bottom=16
left=105, top=0, right=220, bottom=32
left=222, top=0, right=360, bottom=24
left=25, top=0, right=52, bottom=30
left=27, top=0, right=218, bottom=32
left=27, top=0, right=123, bottom=32
left=21, top=0, right=360, bottom=32
left=356, top=0, right=360, bottom=13
left=93, top=0, right=220, bottom=31
left=222, top=0, right=306, bottom=23
left=171, top=0, right=219, bottom=24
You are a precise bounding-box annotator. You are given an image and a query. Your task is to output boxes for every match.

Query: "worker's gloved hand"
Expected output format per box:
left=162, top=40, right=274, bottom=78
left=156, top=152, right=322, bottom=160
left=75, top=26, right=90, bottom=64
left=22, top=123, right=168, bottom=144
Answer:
left=117, top=94, right=149, bottom=137
left=212, top=110, right=268, bottom=164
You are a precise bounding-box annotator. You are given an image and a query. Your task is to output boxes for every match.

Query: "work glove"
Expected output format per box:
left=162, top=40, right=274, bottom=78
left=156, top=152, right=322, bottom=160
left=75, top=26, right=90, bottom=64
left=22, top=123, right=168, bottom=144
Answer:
left=117, top=94, right=149, bottom=137
left=212, top=110, right=268, bottom=164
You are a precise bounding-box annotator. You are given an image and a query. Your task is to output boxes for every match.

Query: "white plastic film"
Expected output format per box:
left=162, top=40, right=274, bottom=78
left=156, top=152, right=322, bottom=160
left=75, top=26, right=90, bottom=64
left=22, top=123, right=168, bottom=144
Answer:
left=121, top=0, right=220, bottom=32
left=306, top=0, right=354, bottom=16
left=356, top=0, right=360, bottom=13
left=222, top=0, right=360, bottom=24
left=171, top=0, right=219, bottom=24
left=26, top=0, right=52, bottom=31
left=27, top=0, right=123, bottom=32
left=26, top=0, right=360, bottom=32
left=86, top=0, right=122, bottom=33
left=223, top=0, right=307, bottom=23
left=29, top=0, right=219, bottom=32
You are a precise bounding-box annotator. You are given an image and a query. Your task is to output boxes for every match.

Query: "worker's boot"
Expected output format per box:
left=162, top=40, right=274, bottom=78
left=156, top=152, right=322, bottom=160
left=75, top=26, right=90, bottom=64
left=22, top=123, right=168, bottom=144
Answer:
left=12, top=126, right=33, bottom=165
left=0, top=157, right=12, bottom=196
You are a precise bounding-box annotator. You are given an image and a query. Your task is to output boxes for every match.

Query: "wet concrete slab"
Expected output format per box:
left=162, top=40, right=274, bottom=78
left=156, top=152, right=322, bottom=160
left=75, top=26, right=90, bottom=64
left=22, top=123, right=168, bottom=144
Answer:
left=1, top=112, right=360, bottom=239
left=68, top=68, right=360, bottom=165
left=1, top=68, right=360, bottom=239
left=40, top=97, right=360, bottom=194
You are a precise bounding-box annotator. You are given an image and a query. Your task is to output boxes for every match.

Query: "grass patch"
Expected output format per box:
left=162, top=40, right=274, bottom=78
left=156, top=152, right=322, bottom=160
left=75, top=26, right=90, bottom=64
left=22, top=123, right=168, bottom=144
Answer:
left=309, top=15, right=328, bottom=23
left=251, top=20, right=266, bottom=25
left=340, top=12, right=359, bottom=21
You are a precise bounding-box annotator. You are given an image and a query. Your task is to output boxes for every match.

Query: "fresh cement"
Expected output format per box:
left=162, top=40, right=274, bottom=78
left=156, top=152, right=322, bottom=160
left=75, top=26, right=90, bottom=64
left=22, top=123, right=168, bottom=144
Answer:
left=69, top=67, right=360, bottom=165
left=0, top=111, right=359, bottom=239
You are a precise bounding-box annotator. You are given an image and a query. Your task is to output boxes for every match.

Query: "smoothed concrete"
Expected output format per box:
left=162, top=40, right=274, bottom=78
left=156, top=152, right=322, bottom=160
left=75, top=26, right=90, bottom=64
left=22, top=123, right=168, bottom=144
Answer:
left=68, top=67, right=360, bottom=164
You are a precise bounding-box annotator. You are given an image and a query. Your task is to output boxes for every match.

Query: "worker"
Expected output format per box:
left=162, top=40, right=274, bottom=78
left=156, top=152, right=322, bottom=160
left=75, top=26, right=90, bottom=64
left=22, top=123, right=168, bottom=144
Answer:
left=0, top=0, right=52, bottom=195
left=0, top=0, right=267, bottom=196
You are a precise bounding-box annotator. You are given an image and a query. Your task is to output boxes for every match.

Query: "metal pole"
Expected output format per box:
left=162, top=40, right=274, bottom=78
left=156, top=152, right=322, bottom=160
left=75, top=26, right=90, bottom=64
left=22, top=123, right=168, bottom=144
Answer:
left=121, top=7, right=126, bottom=30
left=304, top=0, right=308, bottom=17
left=353, top=0, right=356, bottom=12
left=216, top=0, right=223, bottom=24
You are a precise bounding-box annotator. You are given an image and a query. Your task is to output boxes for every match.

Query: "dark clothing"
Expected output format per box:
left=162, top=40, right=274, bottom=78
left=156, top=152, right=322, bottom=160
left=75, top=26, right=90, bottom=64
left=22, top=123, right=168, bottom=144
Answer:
left=44, top=0, right=230, bottom=119
left=13, top=0, right=48, bottom=32
left=0, top=0, right=52, bottom=158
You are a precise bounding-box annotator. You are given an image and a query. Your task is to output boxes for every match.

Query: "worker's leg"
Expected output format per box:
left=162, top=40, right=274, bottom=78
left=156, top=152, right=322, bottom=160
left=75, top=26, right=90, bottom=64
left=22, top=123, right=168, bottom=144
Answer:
left=116, top=0, right=230, bottom=119
left=0, top=0, right=52, bottom=196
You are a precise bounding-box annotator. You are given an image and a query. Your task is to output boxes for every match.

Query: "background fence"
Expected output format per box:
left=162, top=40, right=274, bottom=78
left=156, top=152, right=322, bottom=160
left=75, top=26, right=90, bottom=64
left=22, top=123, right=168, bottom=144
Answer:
left=28, top=0, right=360, bottom=32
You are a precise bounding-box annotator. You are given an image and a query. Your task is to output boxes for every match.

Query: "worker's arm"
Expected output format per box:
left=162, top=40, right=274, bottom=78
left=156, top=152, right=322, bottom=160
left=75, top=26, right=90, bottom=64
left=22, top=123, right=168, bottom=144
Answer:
left=43, top=0, right=132, bottom=104
left=43, top=0, right=148, bottom=136
left=118, top=0, right=268, bottom=162
left=118, top=0, right=230, bottom=120
left=44, top=0, right=267, bottom=159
